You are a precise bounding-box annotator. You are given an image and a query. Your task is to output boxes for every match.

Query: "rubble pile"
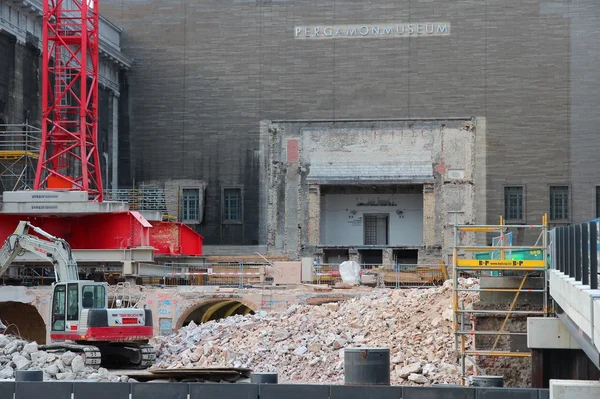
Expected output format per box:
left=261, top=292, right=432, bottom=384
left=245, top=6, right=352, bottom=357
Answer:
left=152, top=279, right=480, bottom=385
left=0, top=335, right=128, bottom=382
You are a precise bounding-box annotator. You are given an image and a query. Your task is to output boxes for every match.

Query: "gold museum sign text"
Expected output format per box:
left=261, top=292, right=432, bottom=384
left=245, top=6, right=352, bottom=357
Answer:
left=294, top=23, right=451, bottom=40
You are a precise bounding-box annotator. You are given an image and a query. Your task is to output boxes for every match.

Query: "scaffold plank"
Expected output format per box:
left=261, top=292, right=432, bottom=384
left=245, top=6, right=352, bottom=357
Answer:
left=457, top=259, right=546, bottom=267
left=464, top=351, right=532, bottom=357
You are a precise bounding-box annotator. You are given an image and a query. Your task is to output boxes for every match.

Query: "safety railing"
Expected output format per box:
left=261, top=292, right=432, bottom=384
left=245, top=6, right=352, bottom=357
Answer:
left=135, top=262, right=271, bottom=288
left=312, top=263, right=448, bottom=288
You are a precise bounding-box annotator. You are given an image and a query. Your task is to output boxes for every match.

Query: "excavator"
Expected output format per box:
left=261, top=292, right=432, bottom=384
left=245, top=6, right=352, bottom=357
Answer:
left=0, top=221, right=156, bottom=369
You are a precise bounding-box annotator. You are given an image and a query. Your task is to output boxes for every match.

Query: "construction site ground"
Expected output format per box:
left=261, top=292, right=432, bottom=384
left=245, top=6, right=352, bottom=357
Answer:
left=0, top=279, right=532, bottom=387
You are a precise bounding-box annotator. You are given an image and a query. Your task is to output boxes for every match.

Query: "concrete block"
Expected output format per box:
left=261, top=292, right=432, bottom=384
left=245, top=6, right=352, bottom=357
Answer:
left=549, top=379, right=600, bottom=399
left=527, top=317, right=581, bottom=350
left=2, top=190, right=88, bottom=203
left=593, top=299, right=600, bottom=348
left=272, top=262, right=302, bottom=285
left=301, top=257, right=314, bottom=282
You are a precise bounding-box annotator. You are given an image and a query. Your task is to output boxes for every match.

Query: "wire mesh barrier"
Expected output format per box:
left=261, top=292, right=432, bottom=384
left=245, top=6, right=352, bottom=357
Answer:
left=312, top=263, right=448, bottom=288
left=135, top=263, right=271, bottom=288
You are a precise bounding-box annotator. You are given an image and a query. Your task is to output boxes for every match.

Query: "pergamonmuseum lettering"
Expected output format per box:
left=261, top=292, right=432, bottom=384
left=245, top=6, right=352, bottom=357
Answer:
left=294, top=23, right=451, bottom=40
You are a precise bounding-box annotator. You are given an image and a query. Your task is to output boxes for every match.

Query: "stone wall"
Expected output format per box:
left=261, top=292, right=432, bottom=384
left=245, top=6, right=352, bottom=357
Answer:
left=262, top=119, right=482, bottom=261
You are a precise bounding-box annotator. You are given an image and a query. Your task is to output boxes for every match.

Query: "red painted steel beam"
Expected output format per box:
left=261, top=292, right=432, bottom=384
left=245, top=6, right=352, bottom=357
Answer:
left=36, top=0, right=103, bottom=201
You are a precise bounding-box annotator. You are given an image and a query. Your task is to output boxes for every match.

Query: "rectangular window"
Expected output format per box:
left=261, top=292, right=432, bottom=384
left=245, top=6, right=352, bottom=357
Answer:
left=182, top=189, right=199, bottom=221
left=67, top=283, right=79, bottom=321
left=596, top=187, right=600, bottom=218
left=223, top=188, right=242, bottom=222
left=82, top=285, right=106, bottom=309
left=550, top=186, right=569, bottom=221
left=504, top=186, right=523, bottom=221
left=51, top=285, right=66, bottom=331
left=363, top=214, right=389, bottom=245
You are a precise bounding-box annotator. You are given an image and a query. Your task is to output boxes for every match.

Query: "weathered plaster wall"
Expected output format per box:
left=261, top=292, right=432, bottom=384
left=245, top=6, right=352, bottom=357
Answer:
left=262, top=119, right=483, bottom=262
left=320, top=193, right=424, bottom=246
left=0, top=284, right=377, bottom=340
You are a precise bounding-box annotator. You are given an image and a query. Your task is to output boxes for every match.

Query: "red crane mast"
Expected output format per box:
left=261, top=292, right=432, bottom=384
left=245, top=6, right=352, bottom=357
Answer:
left=35, top=0, right=103, bottom=201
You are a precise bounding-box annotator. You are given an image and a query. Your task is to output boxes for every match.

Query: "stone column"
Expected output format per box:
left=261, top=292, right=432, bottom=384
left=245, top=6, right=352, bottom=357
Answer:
left=111, top=93, right=119, bottom=189
left=382, top=248, right=394, bottom=268
left=307, top=184, right=321, bottom=246
left=423, top=183, right=436, bottom=247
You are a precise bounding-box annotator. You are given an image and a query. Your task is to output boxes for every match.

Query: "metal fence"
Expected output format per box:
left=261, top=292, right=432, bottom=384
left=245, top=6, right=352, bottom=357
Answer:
left=313, top=263, right=448, bottom=288
left=136, top=262, right=270, bottom=288
left=0, top=380, right=549, bottom=399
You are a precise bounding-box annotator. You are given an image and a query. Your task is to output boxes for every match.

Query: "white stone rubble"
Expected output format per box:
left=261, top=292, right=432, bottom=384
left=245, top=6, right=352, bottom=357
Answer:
left=151, top=279, right=480, bottom=385
left=0, top=335, right=126, bottom=382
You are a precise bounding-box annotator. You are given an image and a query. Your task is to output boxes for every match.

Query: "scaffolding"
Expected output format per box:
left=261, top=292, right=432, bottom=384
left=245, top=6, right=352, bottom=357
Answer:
left=0, top=124, right=41, bottom=192
left=104, top=186, right=178, bottom=221
left=452, top=215, right=550, bottom=385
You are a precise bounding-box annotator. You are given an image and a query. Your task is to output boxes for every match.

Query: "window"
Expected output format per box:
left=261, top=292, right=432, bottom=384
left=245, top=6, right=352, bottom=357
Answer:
left=596, top=187, right=600, bottom=218
left=223, top=187, right=242, bottom=223
left=51, top=285, right=66, bottom=331
left=504, top=186, right=524, bottom=221
left=550, top=186, right=569, bottom=220
left=82, top=285, right=106, bottom=309
left=182, top=188, right=200, bottom=221
left=67, top=283, right=79, bottom=321
left=363, top=214, right=389, bottom=245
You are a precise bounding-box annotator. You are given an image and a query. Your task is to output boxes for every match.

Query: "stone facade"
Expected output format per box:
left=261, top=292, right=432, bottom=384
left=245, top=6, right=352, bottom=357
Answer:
left=97, top=0, right=600, bottom=248
left=261, top=118, right=481, bottom=263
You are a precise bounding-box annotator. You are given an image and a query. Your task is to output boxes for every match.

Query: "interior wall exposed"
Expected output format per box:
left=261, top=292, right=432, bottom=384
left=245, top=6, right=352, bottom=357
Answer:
left=320, top=190, right=423, bottom=246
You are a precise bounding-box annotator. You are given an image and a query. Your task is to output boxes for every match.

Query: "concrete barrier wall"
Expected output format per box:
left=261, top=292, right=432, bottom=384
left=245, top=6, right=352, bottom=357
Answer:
left=0, top=381, right=549, bottom=399
left=549, top=270, right=600, bottom=351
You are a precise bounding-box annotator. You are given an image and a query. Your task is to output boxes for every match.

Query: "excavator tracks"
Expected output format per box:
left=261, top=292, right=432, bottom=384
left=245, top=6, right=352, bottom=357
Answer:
left=39, top=342, right=156, bottom=369
left=39, top=343, right=102, bottom=368
left=135, top=343, right=157, bottom=369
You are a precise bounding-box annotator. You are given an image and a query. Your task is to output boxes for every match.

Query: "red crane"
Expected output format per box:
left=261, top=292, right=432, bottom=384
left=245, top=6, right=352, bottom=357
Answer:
left=35, top=0, right=103, bottom=202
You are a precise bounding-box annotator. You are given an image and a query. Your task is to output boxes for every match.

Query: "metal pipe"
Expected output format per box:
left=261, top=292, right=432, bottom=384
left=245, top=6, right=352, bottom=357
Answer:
left=557, top=227, right=563, bottom=272
left=576, top=224, right=582, bottom=282
left=456, top=245, right=547, bottom=250
left=590, top=221, right=598, bottom=290
left=455, top=310, right=546, bottom=315
left=455, top=331, right=528, bottom=336
left=464, top=351, right=532, bottom=358
left=583, top=223, right=589, bottom=286
left=568, top=225, right=574, bottom=278
left=456, top=288, right=540, bottom=294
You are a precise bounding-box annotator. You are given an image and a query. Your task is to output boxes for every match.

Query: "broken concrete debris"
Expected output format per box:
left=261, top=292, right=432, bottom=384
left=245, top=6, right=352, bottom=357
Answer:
left=151, top=279, right=480, bottom=385
left=0, top=336, right=130, bottom=382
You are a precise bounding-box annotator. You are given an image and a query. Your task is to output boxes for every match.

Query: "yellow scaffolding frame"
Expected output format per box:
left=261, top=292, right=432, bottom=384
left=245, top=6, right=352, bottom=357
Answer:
left=452, top=214, right=550, bottom=385
left=0, top=124, right=41, bottom=191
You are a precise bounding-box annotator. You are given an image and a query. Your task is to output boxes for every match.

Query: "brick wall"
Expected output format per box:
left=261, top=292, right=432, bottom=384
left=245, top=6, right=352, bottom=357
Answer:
left=98, top=0, right=600, bottom=245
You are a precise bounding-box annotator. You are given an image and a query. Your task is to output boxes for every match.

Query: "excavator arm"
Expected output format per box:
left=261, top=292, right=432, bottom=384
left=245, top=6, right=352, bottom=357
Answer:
left=0, top=221, right=79, bottom=281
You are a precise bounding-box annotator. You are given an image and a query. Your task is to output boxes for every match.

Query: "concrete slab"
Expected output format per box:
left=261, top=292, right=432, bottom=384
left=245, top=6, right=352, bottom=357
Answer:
left=549, top=379, right=600, bottom=399
left=527, top=317, right=581, bottom=350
